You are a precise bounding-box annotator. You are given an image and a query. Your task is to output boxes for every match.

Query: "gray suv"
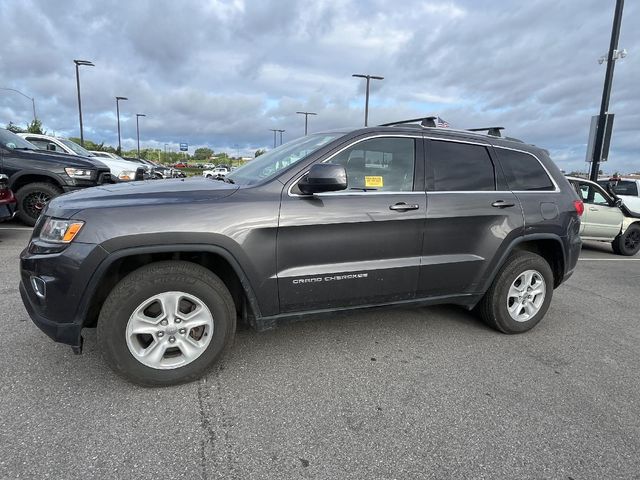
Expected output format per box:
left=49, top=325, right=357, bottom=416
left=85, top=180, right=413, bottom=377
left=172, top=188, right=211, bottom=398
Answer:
left=20, top=118, right=583, bottom=385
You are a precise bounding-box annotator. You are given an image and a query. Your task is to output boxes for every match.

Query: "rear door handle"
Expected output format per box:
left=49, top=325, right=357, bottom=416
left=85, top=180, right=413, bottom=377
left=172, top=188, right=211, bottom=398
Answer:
left=491, top=200, right=516, bottom=208
left=588, top=207, right=598, bottom=211
left=389, top=202, right=419, bottom=211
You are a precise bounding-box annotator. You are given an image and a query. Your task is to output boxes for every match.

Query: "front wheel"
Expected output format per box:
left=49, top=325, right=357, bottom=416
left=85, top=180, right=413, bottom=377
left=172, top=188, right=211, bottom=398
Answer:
left=97, top=261, right=236, bottom=386
left=15, top=182, right=62, bottom=226
left=477, top=251, right=554, bottom=334
left=612, top=224, right=640, bottom=256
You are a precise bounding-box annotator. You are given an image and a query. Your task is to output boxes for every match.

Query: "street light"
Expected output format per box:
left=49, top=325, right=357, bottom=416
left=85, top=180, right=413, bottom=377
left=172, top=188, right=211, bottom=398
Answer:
left=269, top=129, right=278, bottom=148
left=296, top=111, right=317, bottom=135
left=74, top=59, right=94, bottom=146
left=589, top=0, right=625, bottom=183
left=0, top=88, right=37, bottom=122
left=276, top=129, right=285, bottom=145
left=115, top=96, right=128, bottom=155
left=136, top=113, right=146, bottom=159
left=352, top=73, right=384, bottom=127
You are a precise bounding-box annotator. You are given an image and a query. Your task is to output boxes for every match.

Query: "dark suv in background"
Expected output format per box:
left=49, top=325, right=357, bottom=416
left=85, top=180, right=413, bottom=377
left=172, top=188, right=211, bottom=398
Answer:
left=19, top=118, right=583, bottom=385
left=0, top=129, right=111, bottom=225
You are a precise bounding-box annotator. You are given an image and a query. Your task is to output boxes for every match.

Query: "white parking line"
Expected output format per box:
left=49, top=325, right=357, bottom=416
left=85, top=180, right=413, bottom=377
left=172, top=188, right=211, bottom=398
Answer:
left=579, top=258, right=640, bottom=261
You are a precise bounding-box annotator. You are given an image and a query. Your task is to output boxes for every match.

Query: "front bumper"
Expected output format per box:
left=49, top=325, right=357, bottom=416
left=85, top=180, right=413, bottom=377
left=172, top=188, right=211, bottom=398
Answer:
left=20, top=281, right=82, bottom=349
left=19, top=241, right=109, bottom=350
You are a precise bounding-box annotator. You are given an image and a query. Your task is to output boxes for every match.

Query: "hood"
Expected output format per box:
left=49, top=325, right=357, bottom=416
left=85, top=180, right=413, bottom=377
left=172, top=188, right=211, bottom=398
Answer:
left=17, top=148, right=109, bottom=170
left=46, top=177, right=239, bottom=218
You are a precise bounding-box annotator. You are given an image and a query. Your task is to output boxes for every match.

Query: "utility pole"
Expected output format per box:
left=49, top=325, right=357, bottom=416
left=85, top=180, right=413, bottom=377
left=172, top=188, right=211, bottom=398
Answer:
left=73, top=59, right=94, bottom=146
left=589, top=0, right=625, bottom=182
left=352, top=73, right=384, bottom=127
left=296, top=111, right=317, bottom=135
left=136, top=113, right=146, bottom=159
left=115, top=96, right=128, bottom=155
left=269, top=129, right=278, bottom=148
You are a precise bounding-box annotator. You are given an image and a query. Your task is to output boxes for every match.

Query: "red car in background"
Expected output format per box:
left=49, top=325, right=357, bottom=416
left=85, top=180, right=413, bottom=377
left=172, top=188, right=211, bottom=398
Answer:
left=173, top=162, right=187, bottom=168
left=0, top=174, right=17, bottom=222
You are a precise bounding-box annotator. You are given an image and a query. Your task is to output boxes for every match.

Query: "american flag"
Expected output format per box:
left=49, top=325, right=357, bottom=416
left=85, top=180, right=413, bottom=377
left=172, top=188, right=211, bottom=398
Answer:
left=436, top=116, right=450, bottom=128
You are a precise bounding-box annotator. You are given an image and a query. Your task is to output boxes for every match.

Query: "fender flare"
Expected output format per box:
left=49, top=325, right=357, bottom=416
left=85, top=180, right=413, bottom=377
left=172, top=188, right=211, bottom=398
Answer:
left=8, top=169, right=66, bottom=190
left=479, top=233, right=567, bottom=294
left=76, top=243, right=263, bottom=326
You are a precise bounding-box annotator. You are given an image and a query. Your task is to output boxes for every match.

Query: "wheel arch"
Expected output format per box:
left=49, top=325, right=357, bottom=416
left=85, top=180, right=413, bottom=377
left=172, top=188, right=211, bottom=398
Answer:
left=80, top=245, right=263, bottom=330
left=481, top=234, right=567, bottom=293
left=9, top=171, right=65, bottom=191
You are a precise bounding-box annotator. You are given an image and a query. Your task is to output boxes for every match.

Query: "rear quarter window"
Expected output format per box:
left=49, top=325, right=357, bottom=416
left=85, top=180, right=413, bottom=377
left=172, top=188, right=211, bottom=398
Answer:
left=497, top=148, right=555, bottom=191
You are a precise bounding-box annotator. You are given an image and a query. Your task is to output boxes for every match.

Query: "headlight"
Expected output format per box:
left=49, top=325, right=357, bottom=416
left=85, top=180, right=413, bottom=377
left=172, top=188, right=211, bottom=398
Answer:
left=40, top=218, right=85, bottom=243
left=65, top=167, right=94, bottom=179
left=118, top=170, right=136, bottom=181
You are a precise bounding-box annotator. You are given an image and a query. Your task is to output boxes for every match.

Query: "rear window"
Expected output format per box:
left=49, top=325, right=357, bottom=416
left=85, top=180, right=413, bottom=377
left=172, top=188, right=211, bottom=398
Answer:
left=497, top=149, right=555, bottom=191
left=599, top=180, right=638, bottom=196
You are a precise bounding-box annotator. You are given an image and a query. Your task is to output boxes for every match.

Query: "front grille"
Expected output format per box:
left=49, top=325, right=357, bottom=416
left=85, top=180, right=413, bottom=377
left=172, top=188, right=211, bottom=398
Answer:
left=97, top=171, right=113, bottom=184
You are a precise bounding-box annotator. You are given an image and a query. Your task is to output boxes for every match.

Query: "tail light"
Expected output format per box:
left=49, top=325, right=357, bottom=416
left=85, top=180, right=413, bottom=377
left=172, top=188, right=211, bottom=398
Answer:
left=573, top=200, right=584, bottom=216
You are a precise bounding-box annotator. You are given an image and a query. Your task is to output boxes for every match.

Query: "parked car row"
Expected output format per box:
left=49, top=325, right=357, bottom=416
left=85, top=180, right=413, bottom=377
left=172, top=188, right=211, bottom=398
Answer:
left=0, top=128, right=112, bottom=225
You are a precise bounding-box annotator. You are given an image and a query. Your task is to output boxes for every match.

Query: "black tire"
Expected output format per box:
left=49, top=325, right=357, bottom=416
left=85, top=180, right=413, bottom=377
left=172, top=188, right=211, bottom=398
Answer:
left=612, top=223, right=640, bottom=256
left=97, top=261, right=236, bottom=386
left=15, top=182, right=62, bottom=226
left=477, top=251, right=554, bottom=334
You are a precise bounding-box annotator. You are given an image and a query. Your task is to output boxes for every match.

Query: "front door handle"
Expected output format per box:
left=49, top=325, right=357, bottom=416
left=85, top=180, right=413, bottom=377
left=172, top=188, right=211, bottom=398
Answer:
left=588, top=207, right=598, bottom=211
left=491, top=200, right=516, bottom=208
left=389, top=202, right=419, bottom=211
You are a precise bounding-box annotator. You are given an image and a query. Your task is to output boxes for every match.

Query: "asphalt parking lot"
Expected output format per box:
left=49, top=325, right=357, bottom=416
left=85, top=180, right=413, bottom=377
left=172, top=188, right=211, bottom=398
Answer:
left=1, top=224, right=639, bottom=479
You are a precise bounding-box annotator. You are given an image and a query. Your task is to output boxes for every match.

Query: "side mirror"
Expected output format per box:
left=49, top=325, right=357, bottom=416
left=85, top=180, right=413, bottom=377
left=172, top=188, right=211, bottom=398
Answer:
left=614, top=198, right=623, bottom=207
left=46, top=143, right=56, bottom=151
left=298, top=163, right=347, bottom=195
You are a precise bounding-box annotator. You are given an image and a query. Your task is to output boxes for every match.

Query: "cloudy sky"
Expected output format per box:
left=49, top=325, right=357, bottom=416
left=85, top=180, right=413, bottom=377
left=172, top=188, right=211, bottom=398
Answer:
left=1, top=0, right=638, bottom=172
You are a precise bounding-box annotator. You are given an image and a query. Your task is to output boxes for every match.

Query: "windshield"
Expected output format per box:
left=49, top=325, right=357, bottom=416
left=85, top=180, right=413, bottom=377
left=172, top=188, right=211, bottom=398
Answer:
left=228, top=133, right=344, bottom=185
left=59, top=138, right=94, bottom=157
left=0, top=129, right=38, bottom=150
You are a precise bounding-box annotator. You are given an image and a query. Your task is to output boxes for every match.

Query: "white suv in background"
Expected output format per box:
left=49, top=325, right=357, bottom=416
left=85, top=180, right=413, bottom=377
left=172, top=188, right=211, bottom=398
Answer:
left=18, top=133, right=144, bottom=182
left=567, top=177, right=640, bottom=256
left=203, top=166, right=229, bottom=178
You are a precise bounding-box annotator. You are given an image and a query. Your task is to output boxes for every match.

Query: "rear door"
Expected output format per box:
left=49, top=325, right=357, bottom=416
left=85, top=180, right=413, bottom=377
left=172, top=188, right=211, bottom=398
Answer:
left=417, top=138, right=524, bottom=297
left=277, top=135, right=427, bottom=313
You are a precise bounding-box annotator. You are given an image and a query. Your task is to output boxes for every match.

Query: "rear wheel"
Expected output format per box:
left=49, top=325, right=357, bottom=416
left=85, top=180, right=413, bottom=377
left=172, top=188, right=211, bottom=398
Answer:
left=15, top=182, right=62, bottom=226
left=612, top=224, right=640, bottom=256
left=477, top=251, right=553, bottom=334
left=97, top=261, right=236, bottom=386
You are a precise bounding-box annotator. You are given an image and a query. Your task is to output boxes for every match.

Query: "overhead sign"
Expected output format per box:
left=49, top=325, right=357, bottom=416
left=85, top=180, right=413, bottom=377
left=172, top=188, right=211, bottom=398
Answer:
left=179, top=143, right=188, bottom=151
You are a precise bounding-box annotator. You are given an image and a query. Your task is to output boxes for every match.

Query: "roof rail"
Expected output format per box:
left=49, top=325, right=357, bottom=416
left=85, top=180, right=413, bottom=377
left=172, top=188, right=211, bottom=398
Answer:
left=380, top=116, right=437, bottom=128
left=467, top=127, right=504, bottom=137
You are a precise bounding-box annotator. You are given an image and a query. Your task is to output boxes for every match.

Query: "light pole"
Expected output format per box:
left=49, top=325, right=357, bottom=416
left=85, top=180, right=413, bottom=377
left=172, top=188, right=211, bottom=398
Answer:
left=296, top=111, right=317, bottom=135
left=74, top=59, right=94, bottom=146
left=589, top=0, right=625, bottom=183
left=115, top=96, right=128, bottom=155
left=352, top=73, right=384, bottom=127
left=269, top=129, right=278, bottom=148
left=0, top=88, right=37, bottom=122
left=277, top=129, right=285, bottom=145
left=136, top=113, right=146, bottom=159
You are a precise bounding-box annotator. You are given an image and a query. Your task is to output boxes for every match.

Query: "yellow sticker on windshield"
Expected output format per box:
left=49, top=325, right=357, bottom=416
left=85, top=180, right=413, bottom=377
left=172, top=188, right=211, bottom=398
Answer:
left=365, top=176, right=383, bottom=188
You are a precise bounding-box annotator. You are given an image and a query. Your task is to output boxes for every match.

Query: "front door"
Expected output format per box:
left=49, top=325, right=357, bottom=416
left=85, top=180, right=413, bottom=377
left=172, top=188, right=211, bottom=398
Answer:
left=277, top=135, right=426, bottom=313
left=576, top=182, right=623, bottom=240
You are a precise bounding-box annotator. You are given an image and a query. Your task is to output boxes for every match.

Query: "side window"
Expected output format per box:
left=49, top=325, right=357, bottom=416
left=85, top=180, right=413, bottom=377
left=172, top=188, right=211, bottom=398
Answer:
left=579, top=184, right=610, bottom=206
left=331, top=137, right=415, bottom=191
left=428, top=140, right=495, bottom=191
left=611, top=181, right=638, bottom=196
left=497, top=149, right=555, bottom=191
left=26, top=139, right=50, bottom=150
